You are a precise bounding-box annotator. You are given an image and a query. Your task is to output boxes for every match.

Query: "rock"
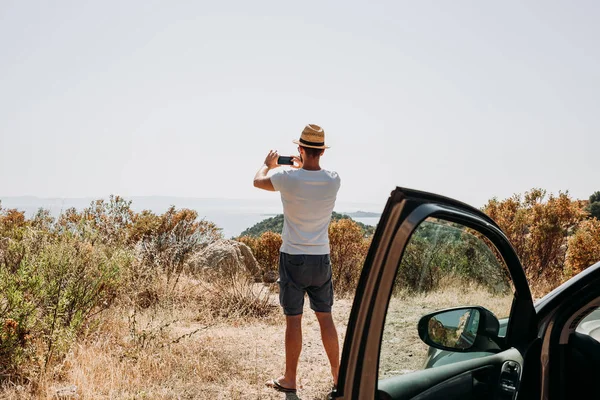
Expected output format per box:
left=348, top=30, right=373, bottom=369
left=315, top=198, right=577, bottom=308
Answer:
left=262, top=270, right=278, bottom=283
left=136, top=288, right=159, bottom=309
left=188, top=239, right=260, bottom=277
left=54, top=385, right=78, bottom=399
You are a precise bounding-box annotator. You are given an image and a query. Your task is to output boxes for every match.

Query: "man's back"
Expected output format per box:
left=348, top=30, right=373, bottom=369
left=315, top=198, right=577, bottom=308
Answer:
left=253, top=124, right=342, bottom=394
left=271, top=168, right=341, bottom=255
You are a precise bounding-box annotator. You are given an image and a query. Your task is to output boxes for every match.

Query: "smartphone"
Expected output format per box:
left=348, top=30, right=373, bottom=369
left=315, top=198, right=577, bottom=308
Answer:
left=277, top=156, right=294, bottom=166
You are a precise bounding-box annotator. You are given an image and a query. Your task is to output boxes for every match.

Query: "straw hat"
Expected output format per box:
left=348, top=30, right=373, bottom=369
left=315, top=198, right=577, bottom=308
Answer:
left=292, top=124, right=330, bottom=149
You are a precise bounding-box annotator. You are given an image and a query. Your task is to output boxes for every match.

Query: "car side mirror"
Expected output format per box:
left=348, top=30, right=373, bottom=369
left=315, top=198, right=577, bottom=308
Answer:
left=418, top=306, right=500, bottom=352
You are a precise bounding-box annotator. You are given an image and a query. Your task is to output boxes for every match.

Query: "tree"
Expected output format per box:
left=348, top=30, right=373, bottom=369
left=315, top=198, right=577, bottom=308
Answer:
left=590, top=203, right=600, bottom=220
left=588, top=191, right=600, bottom=220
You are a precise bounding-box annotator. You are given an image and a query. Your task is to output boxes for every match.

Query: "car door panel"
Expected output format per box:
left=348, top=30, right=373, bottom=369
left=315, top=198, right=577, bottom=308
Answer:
left=335, top=188, right=536, bottom=400
left=378, top=348, right=524, bottom=400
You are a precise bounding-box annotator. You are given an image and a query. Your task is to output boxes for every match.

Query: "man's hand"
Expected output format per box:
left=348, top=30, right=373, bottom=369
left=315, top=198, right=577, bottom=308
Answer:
left=264, top=150, right=279, bottom=169
left=291, top=155, right=303, bottom=169
left=254, top=150, right=279, bottom=191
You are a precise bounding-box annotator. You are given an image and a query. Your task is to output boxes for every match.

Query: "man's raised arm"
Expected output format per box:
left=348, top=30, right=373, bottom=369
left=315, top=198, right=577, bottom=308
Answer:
left=253, top=150, right=279, bottom=191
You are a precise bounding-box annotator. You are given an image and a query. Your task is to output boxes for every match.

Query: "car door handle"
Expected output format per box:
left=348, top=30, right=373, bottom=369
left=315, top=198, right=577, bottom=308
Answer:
left=498, top=361, right=521, bottom=400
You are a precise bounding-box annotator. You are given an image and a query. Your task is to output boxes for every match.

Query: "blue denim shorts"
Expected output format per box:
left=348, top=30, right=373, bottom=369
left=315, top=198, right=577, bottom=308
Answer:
left=278, top=252, right=334, bottom=316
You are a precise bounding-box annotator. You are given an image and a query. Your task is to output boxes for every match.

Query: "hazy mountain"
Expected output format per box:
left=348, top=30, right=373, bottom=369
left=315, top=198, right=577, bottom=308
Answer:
left=345, top=210, right=381, bottom=218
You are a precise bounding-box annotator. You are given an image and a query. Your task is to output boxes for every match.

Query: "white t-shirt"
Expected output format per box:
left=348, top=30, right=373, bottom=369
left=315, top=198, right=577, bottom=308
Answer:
left=270, top=168, right=341, bottom=255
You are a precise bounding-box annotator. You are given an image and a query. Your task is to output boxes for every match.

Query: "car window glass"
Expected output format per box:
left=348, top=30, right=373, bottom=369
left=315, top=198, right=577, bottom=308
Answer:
left=378, top=217, right=515, bottom=380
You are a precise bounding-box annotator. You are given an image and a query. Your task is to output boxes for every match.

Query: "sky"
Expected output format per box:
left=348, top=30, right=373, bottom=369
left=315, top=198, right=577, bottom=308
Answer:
left=1, top=0, right=598, bottom=211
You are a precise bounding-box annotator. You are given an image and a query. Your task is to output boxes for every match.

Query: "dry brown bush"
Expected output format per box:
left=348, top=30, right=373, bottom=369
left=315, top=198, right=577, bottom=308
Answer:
left=240, top=218, right=371, bottom=296
left=328, top=219, right=371, bottom=296
left=238, top=231, right=282, bottom=277
left=483, top=189, right=587, bottom=296
left=133, top=206, right=221, bottom=285
left=566, top=218, right=600, bottom=277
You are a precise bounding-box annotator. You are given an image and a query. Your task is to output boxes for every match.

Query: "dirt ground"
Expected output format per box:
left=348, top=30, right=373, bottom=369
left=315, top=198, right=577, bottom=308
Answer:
left=193, top=299, right=353, bottom=400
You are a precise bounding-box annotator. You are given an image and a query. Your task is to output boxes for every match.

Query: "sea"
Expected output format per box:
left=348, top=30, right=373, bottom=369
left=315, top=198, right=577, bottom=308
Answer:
left=0, top=196, right=383, bottom=239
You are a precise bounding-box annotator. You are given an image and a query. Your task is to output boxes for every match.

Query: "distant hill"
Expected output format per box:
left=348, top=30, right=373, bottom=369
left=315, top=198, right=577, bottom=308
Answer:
left=239, top=211, right=376, bottom=237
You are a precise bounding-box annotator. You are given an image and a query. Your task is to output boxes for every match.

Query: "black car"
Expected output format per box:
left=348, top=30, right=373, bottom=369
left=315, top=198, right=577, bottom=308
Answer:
left=331, top=187, right=600, bottom=400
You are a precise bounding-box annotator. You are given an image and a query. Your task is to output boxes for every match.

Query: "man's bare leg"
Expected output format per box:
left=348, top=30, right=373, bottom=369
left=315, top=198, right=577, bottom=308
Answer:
left=274, top=314, right=303, bottom=389
left=315, top=311, right=340, bottom=385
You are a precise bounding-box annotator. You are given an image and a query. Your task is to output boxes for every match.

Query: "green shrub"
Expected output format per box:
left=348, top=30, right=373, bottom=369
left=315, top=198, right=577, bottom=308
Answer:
left=395, top=220, right=511, bottom=295
left=0, top=198, right=221, bottom=383
left=396, top=235, right=442, bottom=293
left=0, top=224, right=130, bottom=379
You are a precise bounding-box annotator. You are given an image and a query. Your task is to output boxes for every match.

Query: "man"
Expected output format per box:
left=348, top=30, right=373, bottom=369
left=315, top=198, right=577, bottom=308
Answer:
left=253, top=124, right=341, bottom=394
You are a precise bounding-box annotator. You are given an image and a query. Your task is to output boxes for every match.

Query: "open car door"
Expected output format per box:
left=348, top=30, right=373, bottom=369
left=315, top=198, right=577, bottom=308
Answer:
left=333, top=188, right=538, bottom=400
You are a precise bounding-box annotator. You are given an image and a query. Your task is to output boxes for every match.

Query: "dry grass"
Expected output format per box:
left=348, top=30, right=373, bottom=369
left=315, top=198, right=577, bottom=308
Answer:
left=0, top=276, right=514, bottom=400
